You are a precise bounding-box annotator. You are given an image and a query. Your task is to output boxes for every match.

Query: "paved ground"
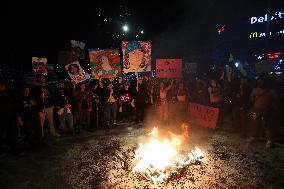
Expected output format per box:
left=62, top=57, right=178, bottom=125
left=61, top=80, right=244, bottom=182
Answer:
left=0, top=121, right=284, bottom=189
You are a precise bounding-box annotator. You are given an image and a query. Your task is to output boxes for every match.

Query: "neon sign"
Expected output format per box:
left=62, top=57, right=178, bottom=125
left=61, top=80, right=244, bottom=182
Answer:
left=249, top=29, right=284, bottom=38
left=250, top=11, right=283, bottom=24
left=255, top=52, right=283, bottom=60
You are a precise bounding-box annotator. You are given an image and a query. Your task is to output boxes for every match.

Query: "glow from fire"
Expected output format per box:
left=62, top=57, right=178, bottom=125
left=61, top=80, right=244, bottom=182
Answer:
left=131, top=126, right=203, bottom=184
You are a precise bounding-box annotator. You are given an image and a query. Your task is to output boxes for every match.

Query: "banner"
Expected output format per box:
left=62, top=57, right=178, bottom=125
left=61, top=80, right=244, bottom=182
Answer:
left=156, top=59, right=182, bottom=78
left=71, top=40, right=85, bottom=60
left=32, top=57, right=48, bottom=75
left=65, top=61, right=87, bottom=84
left=122, top=41, right=151, bottom=73
left=184, top=63, right=197, bottom=74
left=188, top=103, right=219, bottom=129
left=89, top=49, right=121, bottom=79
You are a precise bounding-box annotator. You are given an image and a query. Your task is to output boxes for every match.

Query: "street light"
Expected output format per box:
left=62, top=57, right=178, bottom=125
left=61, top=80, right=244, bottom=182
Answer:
left=123, top=25, right=129, bottom=32
left=140, top=30, right=144, bottom=34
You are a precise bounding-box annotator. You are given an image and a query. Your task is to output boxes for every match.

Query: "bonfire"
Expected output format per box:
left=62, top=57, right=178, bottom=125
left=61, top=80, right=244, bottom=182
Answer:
left=130, top=125, right=204, bottom=184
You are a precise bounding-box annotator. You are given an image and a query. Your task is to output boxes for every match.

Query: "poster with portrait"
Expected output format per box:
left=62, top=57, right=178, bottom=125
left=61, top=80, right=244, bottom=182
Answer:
left=32, top=57, right=48, bottom=75
left=89, top=49, right=121, bottom=79
left=71, top=40, right=85, bottom=60
left=65, top=61, right=87, bottom=84
left=156, top=59, right=182, bottom=78
left=122, top=41, right=151, bottom=73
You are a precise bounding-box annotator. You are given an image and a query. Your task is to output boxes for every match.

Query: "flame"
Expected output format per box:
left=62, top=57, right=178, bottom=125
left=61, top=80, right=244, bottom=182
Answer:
left=131, top=126, right=204, bottom=184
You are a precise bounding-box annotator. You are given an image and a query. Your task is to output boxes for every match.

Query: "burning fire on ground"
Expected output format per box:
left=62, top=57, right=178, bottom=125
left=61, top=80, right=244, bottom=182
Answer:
left=130, top=124, right=204, bottom=184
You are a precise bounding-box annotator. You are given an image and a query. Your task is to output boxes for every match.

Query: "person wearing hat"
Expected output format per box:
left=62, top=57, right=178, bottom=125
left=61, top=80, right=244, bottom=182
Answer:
left=124, top=41, right=146, bottom=73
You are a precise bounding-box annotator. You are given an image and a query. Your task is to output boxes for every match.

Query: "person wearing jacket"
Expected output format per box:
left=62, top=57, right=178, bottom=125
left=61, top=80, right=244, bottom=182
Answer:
left=17, top=85, right=39, bottom=145
left=54, top=81, right=74, bottom=134
left=103, top=82, right=119, bottom=127
left=73, top=83, right=92, bottom=132
left=33, top=74, right=57, bottom=138
left=119, top=83, right=133, bottom=122
left=133, top=77, right=147, bottom=124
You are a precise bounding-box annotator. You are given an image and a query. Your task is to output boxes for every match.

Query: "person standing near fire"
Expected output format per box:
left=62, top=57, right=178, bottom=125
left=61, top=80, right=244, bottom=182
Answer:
left=248, top=78, right=278, bottom=148
left=158, top=79, right=174, bottom=123
left=34, top=75, right=57, bottom=138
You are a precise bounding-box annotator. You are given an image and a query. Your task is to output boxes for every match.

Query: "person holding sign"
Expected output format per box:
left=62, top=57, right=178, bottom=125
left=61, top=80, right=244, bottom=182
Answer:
left=158, top=80, right=174, bottom=123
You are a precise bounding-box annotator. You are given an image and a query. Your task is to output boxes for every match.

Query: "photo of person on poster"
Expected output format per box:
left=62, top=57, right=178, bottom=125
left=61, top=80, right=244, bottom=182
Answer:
left=123, top=41, right=150, bottom=73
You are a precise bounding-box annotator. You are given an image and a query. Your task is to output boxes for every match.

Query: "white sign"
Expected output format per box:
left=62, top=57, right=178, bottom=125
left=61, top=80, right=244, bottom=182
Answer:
left=250, top=11, right=283, bottom=24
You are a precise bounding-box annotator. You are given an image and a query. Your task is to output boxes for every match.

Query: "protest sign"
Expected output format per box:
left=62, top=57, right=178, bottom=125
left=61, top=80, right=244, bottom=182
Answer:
left=122, top=41, right=151, bottom=73
left=156, top=59, right=182, bottom=78
left=65, top=61, right=87, bottom=84
left=71, top=40, right=85, bottom=60
left=89, top=49, right=121, bottom=79
left=188, top=103, right=219, bottom=129
left=32, top=57, right=48, bottom=75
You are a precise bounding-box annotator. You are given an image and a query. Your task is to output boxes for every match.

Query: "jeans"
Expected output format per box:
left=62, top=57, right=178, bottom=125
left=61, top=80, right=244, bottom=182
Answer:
left=122, top=103, right=132, bottom=121
left=105, top=102, right=117, bottom=126
left=58, top=110, right=74, bottom=132
left=39, top=106, right=56, bottom=137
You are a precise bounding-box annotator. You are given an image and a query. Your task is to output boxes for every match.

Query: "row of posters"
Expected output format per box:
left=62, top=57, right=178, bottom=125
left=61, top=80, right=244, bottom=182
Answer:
left=33, top=40, right=197, bottom=84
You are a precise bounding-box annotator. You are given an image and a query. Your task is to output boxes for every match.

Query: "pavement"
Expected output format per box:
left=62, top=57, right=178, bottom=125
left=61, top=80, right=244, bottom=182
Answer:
left=0, top=120, right=284, bottom=189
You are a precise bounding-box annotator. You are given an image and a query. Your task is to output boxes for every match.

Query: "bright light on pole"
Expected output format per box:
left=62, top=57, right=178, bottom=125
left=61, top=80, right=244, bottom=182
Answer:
left=235, top=62, right=239, bottom=68
left=140, top=30, right=144, bottom=34
left=123, top=25, right=129, bottom=32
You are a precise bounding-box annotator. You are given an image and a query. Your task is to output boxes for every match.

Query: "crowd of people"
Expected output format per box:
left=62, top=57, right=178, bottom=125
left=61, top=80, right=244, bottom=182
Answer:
left=0, top=71, right=283, bottom=155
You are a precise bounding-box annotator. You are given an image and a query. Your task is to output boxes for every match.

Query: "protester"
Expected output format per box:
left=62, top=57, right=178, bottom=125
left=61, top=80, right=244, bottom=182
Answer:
left=103, top=82, right=119, bottom=127
left=73, top=83, right=92, bottom=132
left=33, top=75, right=57, bottom=138
left=172, top=81, right=188, bottom=124
left=133, top=77, right=147, bottom=125
left=91, top=81, right=103, bottom=129
left=54, top=81, right=74, bottom=135
left=232, top=78, right=251, bottom=135
left=158, top=80, right=174, bottom=123
left=17, top=85, right=39, bottom=146
left=248, top=78, right=279, bottom=148
left=193, top=79, right=209, bottom=105
left=119, top=83, right=133, bottom=122
left=0, top=80, right=18, bottom=153
left=208, top=79, right=223, bottom=126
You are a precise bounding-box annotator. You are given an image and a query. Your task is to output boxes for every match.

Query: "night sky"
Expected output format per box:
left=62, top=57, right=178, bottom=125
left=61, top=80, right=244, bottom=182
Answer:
left=2, top=0, right=284, bottom=73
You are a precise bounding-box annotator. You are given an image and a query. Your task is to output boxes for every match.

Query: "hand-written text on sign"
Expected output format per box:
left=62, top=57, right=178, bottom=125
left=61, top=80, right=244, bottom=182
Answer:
left=156, top=59, right=182, bottom=78
left=188, top=103, right=219, bottom=129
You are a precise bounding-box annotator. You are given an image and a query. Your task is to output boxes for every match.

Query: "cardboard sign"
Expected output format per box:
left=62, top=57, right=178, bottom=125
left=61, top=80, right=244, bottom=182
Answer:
left=184, top=63, right=197, bottom=75
left=65, top=61, right=87, bottom=84
left=32, top=57, right=48, bottom=75
left=188, top=103, right=219, bottom=129
left=122, top=41, right=151, bottom=73
left=156, top=59, right=182, bottom=78
left=89, top=49, right=121, bottom=79
left=71, top=40, right=85, bottom=60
